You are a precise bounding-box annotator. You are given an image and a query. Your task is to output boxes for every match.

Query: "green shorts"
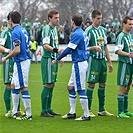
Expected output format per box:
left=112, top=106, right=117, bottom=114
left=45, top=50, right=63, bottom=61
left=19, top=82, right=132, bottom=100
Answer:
left=41, top=57, right=58, bottom=84
left=87, top=57, right=107, bottom=83
left=3, top=58, right=14, bottom=84
left=117, top=62, right=132, bottom=86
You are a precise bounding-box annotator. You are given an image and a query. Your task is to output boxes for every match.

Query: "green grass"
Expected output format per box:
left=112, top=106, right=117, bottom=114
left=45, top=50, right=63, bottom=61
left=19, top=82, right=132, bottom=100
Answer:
left=0, top=62, right=132, bottom=133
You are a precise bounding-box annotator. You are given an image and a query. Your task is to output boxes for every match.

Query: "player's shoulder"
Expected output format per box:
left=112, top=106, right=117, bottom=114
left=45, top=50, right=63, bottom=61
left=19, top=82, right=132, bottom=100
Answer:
left=72, top=28, right=83, bottom=36
left=85, top=25, right=93, bottom=33
left=99, top=26, right=106, bottom=31
left=117, top=32, right=125, bottom=39
left=1, top=28, right=9, bottom=36
left=43, top=24, right=50, bottom=30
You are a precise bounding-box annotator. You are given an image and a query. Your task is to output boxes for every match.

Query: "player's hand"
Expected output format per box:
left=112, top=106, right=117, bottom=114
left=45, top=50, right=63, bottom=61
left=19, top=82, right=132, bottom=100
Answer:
left=51, top=59, right=57, bottom=66
left=108, top=63, right=113, bottom=73
left=1, top=57, right=7, bottom=63
left=59, top=60, right=64, bottom=67
left=58, top=49, right=64, bottom=55
left=8, top=49, right=12, bottom=54
left=129, top=52, right=133, bottom=58
left=95, top=46, right=102, bottom=53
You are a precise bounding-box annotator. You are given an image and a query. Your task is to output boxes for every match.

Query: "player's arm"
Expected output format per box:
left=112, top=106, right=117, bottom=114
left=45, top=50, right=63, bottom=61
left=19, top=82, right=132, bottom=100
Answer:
left=0, top=36, right=11, bottom=53
left=105, top=45, right=113, bottom=72
left=42, top=34, right=63, bottom=55
left=2, top=41, right=20, bottom=63
left=44, top=44, right=63, bottom=55
left=89, top=46, right=102, bottom=53
left=51, top=47, right=72, bottom=66
left=116, top=50, right=132, bottom=57
left=0, top=46, right=10, bottom=53
left=115, top=42, right=133, bottom=57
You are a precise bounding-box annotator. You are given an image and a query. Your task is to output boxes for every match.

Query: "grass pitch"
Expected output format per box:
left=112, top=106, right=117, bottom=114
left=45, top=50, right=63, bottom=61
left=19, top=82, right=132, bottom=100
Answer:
left=0, top=62, right=132, bottom=133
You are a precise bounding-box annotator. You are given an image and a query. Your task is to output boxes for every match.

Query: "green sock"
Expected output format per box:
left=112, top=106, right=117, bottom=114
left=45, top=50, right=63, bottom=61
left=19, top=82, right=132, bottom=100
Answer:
left=117, top=94, right=124, bottom=114
left=98, top=86, right=105, bottom=112
left=17, top=98, right=21, bottom=111
left=41, top=86, right=50, bottom=113
left=124, top=94, right=128, bottom=113
left=48, top=88, right=53, bottom=112
left=4, top=87, right=11, bottom=113
left=86, top=86, right=94, bottom=110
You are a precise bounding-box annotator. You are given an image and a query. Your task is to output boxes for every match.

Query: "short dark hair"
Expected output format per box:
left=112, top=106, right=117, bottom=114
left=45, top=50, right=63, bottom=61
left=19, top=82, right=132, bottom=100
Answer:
left=7, top=11, right=13, bottom=20
left=72, top=14, right=82, bottom=26
left=91, top=10, right=102, bottom=18
left=122, top=16, right=133, bottom=24
left=47, top=9, right=59, bottom=20
left=10, top=11, right=21, bottom=24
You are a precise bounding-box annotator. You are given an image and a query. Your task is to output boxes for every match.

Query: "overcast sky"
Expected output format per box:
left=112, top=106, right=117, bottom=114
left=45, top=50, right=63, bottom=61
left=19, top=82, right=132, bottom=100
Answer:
left=0, top=1, right=14, bottom=21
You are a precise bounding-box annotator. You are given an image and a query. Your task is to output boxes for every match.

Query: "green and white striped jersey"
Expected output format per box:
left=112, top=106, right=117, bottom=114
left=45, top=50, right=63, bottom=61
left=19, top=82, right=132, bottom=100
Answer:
left=42, top=24, right=58, bottom=58
left=115, top=32, right=133, bottom=64
left=85, top=25, right=107, bottom=59
left=0, top=28, right=12, bottom=56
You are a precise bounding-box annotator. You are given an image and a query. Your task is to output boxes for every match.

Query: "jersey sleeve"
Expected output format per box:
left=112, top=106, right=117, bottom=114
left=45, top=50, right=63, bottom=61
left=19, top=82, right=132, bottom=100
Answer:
left=0, top=31, right=7, bottom=46
left=115, top=35, right=124, bottom=54
left=67, top=33, right=80, bottom=50
left=42, top=25, right=50, bottom=45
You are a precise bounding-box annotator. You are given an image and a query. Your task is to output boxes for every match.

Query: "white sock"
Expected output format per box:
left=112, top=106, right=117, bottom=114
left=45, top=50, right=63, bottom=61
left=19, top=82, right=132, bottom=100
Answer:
left=69, top=97, right=76, bottom=114
left=22, top=98, right=32, bottom=117
left=80, top=98, right=90, bottom=117
left=22, top=90, right=32, bottom=117
left=12, top=93, right=20, bottom=114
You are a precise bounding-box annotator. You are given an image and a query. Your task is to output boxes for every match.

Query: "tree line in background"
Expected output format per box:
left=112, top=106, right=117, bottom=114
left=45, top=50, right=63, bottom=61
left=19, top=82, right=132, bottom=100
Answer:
left=0, top=0, right=132, bottom=25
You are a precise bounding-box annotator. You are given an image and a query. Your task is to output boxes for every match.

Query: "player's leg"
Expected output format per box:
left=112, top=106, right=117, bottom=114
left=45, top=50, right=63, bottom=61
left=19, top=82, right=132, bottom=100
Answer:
left=15, top=59, right=32, bottom=120
left=34, top=51, right=38, bottom=64
left=123, top=64, right=133, bottom=117
left=40, top=58, right=59, bottom=117
left=4, top=84, right=11, bottom=114
left=30, top=51, right=33, bottom=63
left=40, top=58, right=51, bottom=116
left=3, top=59, right=12, bottom=114
left=47, top=60, right=60, bottom=116
left=86, top=57, right=98, bottom=117
left=74, top=61, right=90, bottom=121
left=62, top=64, right=77, bottom=119
left=98, top=59, right=113, bottom=116
left=75, top=90, right=90, bottom=121
left=117, top=62, right=130, bottom=118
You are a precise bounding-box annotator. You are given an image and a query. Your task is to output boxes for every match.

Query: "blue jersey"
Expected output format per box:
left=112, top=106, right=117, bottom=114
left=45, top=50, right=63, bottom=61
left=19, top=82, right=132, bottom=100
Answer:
left=12, top=25, right=31, bottom=62
left=68, top=27, right=89, bottom=63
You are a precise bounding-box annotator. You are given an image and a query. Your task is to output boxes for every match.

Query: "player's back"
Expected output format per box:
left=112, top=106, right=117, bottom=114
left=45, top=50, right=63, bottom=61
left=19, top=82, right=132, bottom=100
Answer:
left=12, top=25, right=31, bottom=62
left=71, top=27, right=89, bottom=63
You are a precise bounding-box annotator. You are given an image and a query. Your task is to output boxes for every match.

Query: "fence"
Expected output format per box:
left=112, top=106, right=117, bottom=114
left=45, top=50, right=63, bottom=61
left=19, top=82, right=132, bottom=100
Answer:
left=0, top=44, right=118, bottom=63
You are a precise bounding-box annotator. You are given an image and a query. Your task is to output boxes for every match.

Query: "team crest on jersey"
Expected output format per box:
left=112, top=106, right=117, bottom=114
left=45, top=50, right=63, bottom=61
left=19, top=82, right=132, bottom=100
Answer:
left=97, top=36, right=104, bottom=46
left=129, top=42, right=133, bottom=50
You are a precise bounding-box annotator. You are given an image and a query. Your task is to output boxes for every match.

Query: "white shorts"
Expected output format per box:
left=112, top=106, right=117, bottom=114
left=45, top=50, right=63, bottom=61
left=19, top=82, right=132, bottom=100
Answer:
left=11, top=59, right=30, bottom=89
left=68, top=61, right=88, bottom=91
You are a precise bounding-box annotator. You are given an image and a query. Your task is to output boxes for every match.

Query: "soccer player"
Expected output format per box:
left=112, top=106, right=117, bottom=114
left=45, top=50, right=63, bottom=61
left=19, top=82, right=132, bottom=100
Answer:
left=115, top=16, right=133, bottom=118
left=2, top=11, right=32, bottom=120
left=40, top=9, right=63, bottom=117
left=0, top=12, right=23, bottom=117
left=52, top=14, right=101, bottom=121
left=85, top=10, right=113, bottom=117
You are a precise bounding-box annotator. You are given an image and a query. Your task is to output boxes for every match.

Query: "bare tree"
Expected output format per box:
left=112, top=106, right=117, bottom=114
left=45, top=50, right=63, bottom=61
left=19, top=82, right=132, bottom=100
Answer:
left=13, top=0, right=44, bottom=22
left=0, top=0, right=132, bottom=26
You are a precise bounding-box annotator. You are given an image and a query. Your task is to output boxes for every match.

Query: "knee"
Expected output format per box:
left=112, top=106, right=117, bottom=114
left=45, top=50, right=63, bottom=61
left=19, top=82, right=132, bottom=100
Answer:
left=88, top=83, right=95, bottom=88
left=99, top=82, right=106, bottom=87
left=12, top=89, right=20, bottom=94
left=45, top=83, right=55, bottom=88
left=77, top=90, right=86, bottom=96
